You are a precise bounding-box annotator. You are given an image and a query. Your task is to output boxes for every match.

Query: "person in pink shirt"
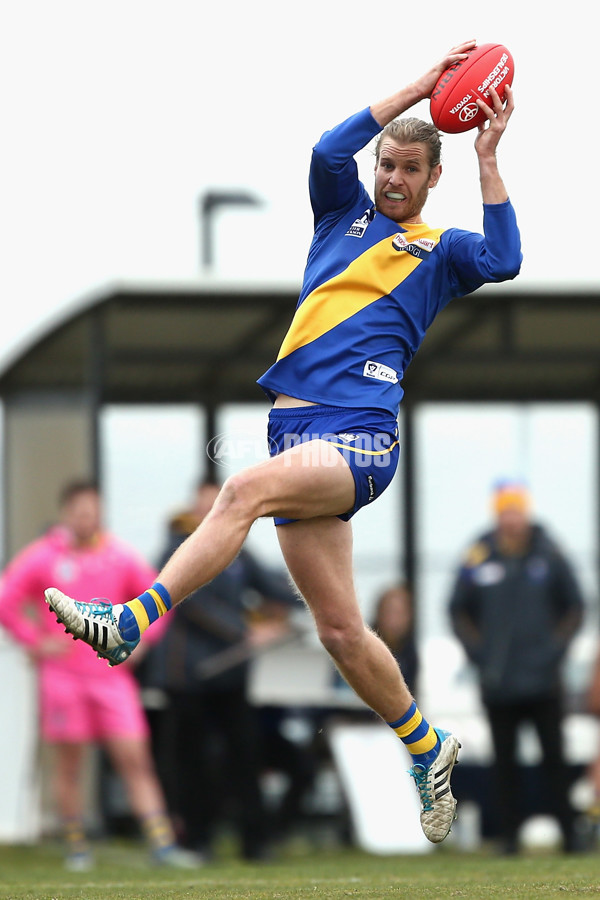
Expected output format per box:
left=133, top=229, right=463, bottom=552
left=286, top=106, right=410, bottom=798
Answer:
left=0, top=480, right=197, bottom=871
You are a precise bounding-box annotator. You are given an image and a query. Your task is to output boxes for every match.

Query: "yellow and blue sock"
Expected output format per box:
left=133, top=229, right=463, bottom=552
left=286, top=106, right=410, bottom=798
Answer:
left=63, top=816, right=90, bottom=859
left=141, top=810, right=176, bottom=854
left=117, top=582, right=172, bottom=642
left=388, top=700, right=441, bottom=767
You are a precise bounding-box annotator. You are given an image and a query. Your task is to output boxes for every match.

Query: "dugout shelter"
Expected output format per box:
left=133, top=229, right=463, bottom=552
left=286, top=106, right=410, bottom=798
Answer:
left=1, top=279, right=600, bottom=580
left=1, top=278, right=599, bottom=845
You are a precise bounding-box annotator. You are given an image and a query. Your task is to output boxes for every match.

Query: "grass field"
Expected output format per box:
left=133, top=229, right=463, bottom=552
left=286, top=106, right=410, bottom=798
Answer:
left=1, top=841, right=600, bottom=900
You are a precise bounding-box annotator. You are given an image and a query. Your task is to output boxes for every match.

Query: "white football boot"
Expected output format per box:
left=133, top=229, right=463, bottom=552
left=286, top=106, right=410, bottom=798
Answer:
left=45, top=587, right=139, bottom=666
left=409, top=728, right=461, bottom=843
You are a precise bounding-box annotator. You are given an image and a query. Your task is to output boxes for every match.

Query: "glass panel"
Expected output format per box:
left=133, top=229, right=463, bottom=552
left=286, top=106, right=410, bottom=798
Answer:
left=415, top=402, right=599, bottom=720
left=100, top=404, right=204, bottom=566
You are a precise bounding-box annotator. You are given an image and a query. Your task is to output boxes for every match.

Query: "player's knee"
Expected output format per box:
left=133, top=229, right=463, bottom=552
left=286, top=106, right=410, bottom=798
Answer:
left=317, top=620, right=364, bottom=663
left=218, top=469, right=264, bottom=521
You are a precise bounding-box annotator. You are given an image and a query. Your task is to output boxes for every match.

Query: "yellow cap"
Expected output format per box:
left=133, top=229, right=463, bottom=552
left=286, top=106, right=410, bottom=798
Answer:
left=492, top=481, right=531, bottom=515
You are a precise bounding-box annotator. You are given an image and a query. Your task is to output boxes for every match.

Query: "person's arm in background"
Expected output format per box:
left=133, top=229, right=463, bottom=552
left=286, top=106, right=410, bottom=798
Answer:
left=448, top=562, right=484, bottom=667
left=587, top=642, right=600, bottom=717
left=241, top=551, right=302, bottom=647
left=0, top=542, right=66, bottom=661
left=551, top=546, right=585, bottom=650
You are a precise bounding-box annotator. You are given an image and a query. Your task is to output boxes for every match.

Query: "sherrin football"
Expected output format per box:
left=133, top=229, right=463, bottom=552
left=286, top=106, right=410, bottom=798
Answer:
left=430, top=43, right=514, bottom=134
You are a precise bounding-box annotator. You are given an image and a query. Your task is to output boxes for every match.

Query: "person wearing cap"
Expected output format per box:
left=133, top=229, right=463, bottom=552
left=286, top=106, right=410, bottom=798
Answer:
left=448, top=480, right=585, bottom=854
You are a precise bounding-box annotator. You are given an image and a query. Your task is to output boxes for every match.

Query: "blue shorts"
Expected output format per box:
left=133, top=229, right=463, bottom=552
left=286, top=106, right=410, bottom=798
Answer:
left=267, top=405, right=400, bottom=525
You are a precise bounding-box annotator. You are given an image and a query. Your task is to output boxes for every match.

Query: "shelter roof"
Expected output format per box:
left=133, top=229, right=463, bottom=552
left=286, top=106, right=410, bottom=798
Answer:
left=2, top=281, right=599, bottom=405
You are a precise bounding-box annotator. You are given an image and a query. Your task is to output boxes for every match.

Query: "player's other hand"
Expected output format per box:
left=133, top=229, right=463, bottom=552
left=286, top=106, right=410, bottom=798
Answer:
left=30, top=635, right=68, bottom=661
left=475, top=84, right=515, bottom=156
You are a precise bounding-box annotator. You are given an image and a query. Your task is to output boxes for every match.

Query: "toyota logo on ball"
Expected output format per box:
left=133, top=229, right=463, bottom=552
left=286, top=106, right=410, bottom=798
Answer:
left=459, top=104, right=479, bottom=123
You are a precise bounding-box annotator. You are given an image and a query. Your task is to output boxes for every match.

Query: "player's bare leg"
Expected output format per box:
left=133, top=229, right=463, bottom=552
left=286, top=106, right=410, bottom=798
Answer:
left=45, top=437, right=459, bottom=841
left=277, top=516, right=460, bottom=843
left=277, top=516, right=414, bottom=720
left=45, top=439, right=356, bottom=663
left=158, top=438, right=356, bottom=602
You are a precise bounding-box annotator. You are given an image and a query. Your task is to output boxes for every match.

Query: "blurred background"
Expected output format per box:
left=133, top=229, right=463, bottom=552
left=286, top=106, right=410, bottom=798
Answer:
left=1, top=0, right=599, bottom=859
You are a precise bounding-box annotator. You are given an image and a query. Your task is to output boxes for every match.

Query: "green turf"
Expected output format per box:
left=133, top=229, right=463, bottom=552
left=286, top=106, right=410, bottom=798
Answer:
left=1, top=841, right=600, bottom=900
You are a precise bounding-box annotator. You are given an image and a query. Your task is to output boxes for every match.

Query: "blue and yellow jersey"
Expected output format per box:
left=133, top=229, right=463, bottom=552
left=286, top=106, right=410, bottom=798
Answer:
left=257, top=107, right=522, bottom=417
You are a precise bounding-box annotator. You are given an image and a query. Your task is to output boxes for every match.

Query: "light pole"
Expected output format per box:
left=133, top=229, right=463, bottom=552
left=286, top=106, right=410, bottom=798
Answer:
left=199, top=190, right=263, bottom=270
left=198, top=189, right=263, bottom=478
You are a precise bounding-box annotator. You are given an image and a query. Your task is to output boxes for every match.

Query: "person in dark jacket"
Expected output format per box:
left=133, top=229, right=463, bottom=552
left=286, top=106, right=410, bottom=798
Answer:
left=143, top=479, right=303, bottom=861
left=448, top=480, right=584, bottom=854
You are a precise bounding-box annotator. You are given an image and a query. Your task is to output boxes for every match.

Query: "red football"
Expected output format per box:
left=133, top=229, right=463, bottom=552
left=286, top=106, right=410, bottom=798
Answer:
left=430, top=43, right=514, bottom=134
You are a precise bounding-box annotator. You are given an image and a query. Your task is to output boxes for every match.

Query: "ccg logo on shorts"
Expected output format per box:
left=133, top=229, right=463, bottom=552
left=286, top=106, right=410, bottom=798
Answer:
left=363, top=360, right=399, bottom=385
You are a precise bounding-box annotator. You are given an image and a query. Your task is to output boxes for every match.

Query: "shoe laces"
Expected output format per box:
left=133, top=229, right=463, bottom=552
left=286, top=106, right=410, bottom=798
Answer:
left=409, top=764, right=433, bottom=812
left=76, top=600, right=113, bottom=620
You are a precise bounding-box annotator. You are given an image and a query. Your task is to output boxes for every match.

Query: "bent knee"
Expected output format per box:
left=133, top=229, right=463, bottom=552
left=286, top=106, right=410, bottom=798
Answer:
left=217, top=470, right=265, bottom=521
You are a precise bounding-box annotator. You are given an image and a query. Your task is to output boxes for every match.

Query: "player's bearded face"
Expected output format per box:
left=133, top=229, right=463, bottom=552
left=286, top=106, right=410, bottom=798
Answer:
left=374, top=140, right=441, bottom=223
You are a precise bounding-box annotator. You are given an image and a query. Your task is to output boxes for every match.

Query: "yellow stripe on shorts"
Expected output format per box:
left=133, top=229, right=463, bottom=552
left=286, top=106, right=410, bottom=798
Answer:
left=329, top=439, right=399, bottom=457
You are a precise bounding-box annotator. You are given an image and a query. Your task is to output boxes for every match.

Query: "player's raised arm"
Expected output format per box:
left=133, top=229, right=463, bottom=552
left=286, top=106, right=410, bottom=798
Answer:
left=474, top=84, right=515, bottom=204
left=370, top=40, right=477, bottom=127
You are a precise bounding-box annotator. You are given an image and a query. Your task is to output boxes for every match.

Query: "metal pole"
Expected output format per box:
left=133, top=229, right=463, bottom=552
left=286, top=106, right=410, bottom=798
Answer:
left=88, top=308, right=105, bottom=486
left=199, top=190, right=262, bottom=270
left=402, top=401, right=417, bottom=593
left=204, top=402, right=218, bottom=482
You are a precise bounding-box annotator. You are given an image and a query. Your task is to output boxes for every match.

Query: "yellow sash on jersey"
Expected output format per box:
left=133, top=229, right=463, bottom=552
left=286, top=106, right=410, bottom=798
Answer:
left=277, top=226, right=444, bottom=361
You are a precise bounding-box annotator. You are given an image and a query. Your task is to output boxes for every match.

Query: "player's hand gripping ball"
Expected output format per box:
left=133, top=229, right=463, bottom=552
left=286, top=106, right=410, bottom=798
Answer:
left=430, top=43, right=514, bottom=133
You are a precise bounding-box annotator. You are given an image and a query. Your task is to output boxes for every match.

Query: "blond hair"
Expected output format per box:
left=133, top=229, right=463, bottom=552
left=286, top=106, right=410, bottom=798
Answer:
left=375, top=118, right=442, bottom=168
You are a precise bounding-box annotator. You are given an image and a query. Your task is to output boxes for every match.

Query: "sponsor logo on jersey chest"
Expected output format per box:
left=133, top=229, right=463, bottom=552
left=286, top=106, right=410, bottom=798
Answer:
left=392, top=233, right=436, bottom=257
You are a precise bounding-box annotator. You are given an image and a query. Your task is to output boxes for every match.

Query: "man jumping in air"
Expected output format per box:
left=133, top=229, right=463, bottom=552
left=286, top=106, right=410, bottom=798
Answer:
left=46, top=40, right=521, bottom=844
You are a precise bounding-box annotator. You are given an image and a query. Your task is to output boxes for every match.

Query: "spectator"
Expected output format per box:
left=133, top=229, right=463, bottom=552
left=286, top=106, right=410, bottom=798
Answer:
left=142, top=479, right=303, bottom=862
left=584, top=646, right=600, bottom=823
left=0, top=480, right=196, bottom=870
left=448, top=479, right=584, bottom=854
